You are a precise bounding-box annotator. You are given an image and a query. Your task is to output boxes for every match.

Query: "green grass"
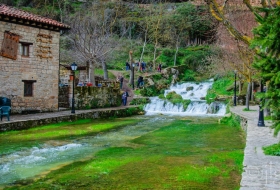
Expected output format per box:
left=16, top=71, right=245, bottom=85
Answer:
left=263, top=143, right=280, bottom=156
left=206, top=78, right=234, bottom=104
left=5, top=118, right=245, bottom=189
left=0, top=118, right=140, bottom=155
left=95, top=69, right=115, bottom=80
left=242, top=108, right=257, bottom=111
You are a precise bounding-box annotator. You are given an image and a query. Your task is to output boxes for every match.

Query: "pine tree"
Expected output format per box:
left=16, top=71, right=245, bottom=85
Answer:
left=251, top=6, right=280, bottom=135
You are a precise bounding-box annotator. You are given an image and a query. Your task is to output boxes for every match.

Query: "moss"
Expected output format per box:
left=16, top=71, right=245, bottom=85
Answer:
left=130, top=98, right=151, bottom=105
left=9, top=118, right=244, bottom=189
left=206, top=77, right=234, bottom=104
left=152, top=73, right=162, bottom=81
left=162, top=92, right=191, bottom=110
left=182, top=99, right=191, bottom=110
left=158, top=94, right=165, bottom=99
left=140, top=85, right=161, bottom=97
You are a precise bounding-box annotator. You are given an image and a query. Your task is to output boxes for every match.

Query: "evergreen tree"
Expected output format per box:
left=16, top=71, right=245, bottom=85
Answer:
left=251, top=6, right=280, bottom=135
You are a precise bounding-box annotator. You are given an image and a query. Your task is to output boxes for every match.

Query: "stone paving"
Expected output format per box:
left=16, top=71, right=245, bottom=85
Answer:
left=230, top=106, right=280, bottom=190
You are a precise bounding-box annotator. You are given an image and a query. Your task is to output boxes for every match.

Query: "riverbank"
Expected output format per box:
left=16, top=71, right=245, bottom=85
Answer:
left=230, top=105, right=280, bottom=189
left=0, top=106, right=143, bottom=132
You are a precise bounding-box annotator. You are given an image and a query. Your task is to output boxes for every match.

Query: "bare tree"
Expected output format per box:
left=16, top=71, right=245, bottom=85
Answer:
left=66, top=1, right=128, bottom=83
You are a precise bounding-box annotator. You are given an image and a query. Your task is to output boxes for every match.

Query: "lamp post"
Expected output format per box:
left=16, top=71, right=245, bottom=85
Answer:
left=234, top=70, right=237, bottom=106
left=132, top=63, right=135, bottom=90
left=258, top=80, right=265, bottom=127
left=71, top=62, right=77, bottom=114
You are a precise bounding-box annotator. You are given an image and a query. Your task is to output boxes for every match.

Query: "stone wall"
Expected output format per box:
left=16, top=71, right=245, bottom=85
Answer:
left=59, top=86, right=69, bottom=108
left=0, top=106, right=143, bottom=132
left=231, top=112, right=248, bottom=133
left=0, top=21, right=60, bottom=113
left=75, top=86, right=122, bottom=109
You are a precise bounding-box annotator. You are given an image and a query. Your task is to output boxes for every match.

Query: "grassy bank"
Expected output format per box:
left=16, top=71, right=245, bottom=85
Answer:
left=4, top=117, right=245, bottom=189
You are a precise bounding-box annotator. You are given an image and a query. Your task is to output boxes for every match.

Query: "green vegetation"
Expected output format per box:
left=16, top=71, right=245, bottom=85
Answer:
left=251, top=6, right=280, bottom=136
left=242, top=108, right=257, bottom=111
left=263, top=143, right=280, bottom=156
left=0, top=118, right=140, bottom=155
left=95, top=69, right=115, bottom=80
left=4, top=117, right=245, bottom=189
left=130, top=98, right=151, bottom=105
left=206, top=77, right=234, bottom=104
left=139, top=85, right=162, bottom=97
left=158, top=91, right=191, bottom=110
left=219, top=114, right=241, bottom=128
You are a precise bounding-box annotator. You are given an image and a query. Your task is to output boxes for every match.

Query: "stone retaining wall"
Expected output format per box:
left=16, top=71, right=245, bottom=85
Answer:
left=231, top=112, right=248, bottom=133
left=0, top=106, right=143, bottom=132
left=58, top=86, right=69, bottom=108
left=75, top=86, right=121, bottom=109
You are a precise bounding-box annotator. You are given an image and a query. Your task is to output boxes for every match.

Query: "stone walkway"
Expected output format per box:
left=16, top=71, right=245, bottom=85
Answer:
left=230, top=106, right=280, bottom=190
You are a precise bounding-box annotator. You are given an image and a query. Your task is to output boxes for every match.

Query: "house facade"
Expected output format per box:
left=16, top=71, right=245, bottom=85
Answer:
left=0, top=4, right=70, bottom=113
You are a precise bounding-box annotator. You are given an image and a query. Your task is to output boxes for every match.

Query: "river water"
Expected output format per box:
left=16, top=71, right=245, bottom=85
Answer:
left=0, top=81, right=227, bottom=187
left=0, top=116, right=177, bottom=186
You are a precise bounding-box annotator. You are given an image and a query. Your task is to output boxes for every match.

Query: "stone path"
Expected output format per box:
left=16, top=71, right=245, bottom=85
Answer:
left=109, top=70, right=135, bottom=104
left=230, top=106, right=280, bottom=190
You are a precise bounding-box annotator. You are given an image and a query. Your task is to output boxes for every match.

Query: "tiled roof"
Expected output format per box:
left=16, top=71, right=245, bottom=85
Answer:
left=0, top=4, right=70, bottom=29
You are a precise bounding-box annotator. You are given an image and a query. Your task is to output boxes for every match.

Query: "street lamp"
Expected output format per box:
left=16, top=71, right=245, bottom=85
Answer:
left=71, top=62, right=78, bottom=114
left=258, top=80, right=265, bottom=127
left=132, top=63, right=135, bottom=90
left=234, top=70, right=237, bottom=106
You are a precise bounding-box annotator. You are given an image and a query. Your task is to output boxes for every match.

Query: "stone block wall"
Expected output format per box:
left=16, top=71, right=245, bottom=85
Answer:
left=75, top=86, right=122, bottom=109
left=59, top=86, right=69, bottom=108
left=0, top=21, right=60, bottom=113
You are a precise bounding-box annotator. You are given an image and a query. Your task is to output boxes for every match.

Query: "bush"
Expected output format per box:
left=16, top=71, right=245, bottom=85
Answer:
left=219, top=114, right=240, bottom=128
left=263, top=143, right=280, bottom=156
left=206, top=77, right=233, bottom=104
left=130, top=98, right=151, bottom=105
left=140, top=85, right=160, bottom=97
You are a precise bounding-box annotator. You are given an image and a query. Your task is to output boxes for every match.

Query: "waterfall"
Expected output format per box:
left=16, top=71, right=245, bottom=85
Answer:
left=144, top=80, right=226, bottom=116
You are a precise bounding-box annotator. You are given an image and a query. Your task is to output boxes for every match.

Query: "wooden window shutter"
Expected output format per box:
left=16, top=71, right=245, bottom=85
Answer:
left=0, top=31, right=20, bottom=60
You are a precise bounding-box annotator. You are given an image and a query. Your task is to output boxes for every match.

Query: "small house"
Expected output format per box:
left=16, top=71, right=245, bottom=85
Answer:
left=0, top=4, right=70, bottom=113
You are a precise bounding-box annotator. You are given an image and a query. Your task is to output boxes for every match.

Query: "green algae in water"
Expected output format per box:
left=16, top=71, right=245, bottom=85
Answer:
left=1, top=116, right=245, bottom=190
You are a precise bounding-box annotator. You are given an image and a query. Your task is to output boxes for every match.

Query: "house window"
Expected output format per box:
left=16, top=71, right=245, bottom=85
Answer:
left=22, top=80, right=36, bottom=97
left=20, top=42, right=32, bottom=57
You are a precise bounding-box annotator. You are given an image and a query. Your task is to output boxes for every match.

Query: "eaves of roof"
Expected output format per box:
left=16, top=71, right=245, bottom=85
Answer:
left=0, top=4, right=70, bottom=31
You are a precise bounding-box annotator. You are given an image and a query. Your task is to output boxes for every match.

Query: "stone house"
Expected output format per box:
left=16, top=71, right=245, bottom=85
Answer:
left=0, top=4, right=70, bottom=113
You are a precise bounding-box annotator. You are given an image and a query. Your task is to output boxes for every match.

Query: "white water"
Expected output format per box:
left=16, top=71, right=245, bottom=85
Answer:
left=144, top=80, right=226, bottom=116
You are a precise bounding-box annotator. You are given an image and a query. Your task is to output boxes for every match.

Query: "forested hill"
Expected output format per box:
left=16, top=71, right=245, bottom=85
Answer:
left=0, top=0, right=218, bottom=79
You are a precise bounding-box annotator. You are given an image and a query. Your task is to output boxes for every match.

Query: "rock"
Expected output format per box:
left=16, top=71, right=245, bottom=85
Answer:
left=147, top=78, right=155, bottom=86
left=186, top=86, right=194, bottom=91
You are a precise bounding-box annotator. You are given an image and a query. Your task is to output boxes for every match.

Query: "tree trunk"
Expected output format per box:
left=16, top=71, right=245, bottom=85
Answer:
left=139, top=32, right=147, bottom=65
left=89, top=61, right=96, bottom=86
left=129, top=50, right=133, bottom=85
left=174, top=37, right=179, bottom=66
left=251, top=82, right=254, bottom=101
left=245, top=82, right=251, bottom=110
left=153, top=43, right=157, bottom=70
left=102, top=61, right=108, bottom=80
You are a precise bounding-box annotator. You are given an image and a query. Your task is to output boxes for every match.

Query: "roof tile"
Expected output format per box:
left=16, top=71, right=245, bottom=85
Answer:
left=0, top=4, right=70, bottom=29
